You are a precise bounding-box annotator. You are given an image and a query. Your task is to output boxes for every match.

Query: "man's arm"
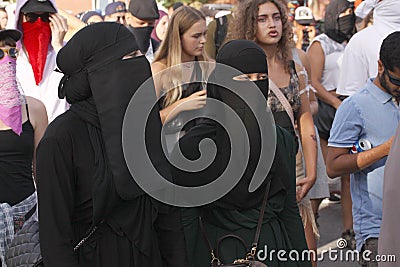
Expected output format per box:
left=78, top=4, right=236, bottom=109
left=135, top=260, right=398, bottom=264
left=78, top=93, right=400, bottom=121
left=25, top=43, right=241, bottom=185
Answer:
left=326, top=137, right=393, bottom=178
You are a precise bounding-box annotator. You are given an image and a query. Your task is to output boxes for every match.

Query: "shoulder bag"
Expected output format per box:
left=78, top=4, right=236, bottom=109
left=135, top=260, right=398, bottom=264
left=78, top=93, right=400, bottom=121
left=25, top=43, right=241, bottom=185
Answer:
left=200, top=181, right=271, bottom=267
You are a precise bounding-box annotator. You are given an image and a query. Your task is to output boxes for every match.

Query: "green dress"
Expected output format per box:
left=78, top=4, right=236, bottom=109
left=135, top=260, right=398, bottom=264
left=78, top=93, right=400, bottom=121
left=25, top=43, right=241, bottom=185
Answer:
left=181, top=126, right=311, bottom=267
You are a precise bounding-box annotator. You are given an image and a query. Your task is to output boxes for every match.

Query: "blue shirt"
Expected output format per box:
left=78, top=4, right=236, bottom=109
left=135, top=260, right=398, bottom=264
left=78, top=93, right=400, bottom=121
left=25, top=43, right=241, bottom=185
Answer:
left=328, top=79, right=400, bottom=251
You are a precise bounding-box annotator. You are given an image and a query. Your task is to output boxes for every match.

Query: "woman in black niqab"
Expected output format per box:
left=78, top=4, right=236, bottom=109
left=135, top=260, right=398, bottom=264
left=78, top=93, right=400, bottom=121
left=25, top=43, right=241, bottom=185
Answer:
left=36, top=22, right=186, bottom=267
left=171, top=40, right=310, bottom=266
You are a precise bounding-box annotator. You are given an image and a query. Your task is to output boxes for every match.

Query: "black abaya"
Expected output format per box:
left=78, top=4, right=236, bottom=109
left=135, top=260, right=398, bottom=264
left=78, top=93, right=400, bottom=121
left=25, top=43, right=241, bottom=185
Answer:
left=36, top=111, right=163, bottom=267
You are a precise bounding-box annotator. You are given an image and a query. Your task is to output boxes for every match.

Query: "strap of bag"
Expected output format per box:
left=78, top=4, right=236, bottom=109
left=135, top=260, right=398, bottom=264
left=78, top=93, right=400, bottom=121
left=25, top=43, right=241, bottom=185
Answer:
left=249, top=180, right=271, bottom=259
left=24, top=204, right=37, bottom=221
left=269, top=79, right=295, bottom=131
left=199, top=180, right=272, bottom=263
left=199, top=216, right=220, bottom=265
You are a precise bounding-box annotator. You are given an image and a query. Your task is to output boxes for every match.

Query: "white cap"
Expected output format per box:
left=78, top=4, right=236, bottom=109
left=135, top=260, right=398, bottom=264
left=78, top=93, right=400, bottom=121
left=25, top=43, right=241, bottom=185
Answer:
left=295, top=6, right=314, bottom=25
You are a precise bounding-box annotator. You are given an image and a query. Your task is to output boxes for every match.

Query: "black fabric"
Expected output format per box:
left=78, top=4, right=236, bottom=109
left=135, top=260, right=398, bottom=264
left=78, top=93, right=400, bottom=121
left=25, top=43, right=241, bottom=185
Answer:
left=0, top=29, right=22, bottom=42
left=44, top=22, right=185, bottom=266
left=36, top=112, right=163, bottom=267
left=57, top=22, right=158, bottom=204
left=215, top=15, right=228, bottom=56
left=128, top=25, right=154, bottom=53
left=20, top=0, right=56, bottom=13
left=170, top=40, right=283, bottom=209
left=128, top=0, right=159, bottom=20
left=325, top=0, right=355, bottom=43
left=159, top=58, right=205, bottom=134
left=151, top=38, right=160, bottom=52
left=0, top=120, right=34, bottom=206
left=314, top=99, right=337, bottom=140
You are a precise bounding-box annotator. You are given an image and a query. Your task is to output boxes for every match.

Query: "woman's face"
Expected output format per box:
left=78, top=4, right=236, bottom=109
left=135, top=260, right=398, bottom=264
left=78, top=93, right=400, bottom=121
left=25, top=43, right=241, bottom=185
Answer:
left=181, top=19, right=207, bottom=60
left=255, top=2, right=283, bottom=46
left=156, top=15, right=169, bottom=41
left=0, top=10, right=8, bottom=30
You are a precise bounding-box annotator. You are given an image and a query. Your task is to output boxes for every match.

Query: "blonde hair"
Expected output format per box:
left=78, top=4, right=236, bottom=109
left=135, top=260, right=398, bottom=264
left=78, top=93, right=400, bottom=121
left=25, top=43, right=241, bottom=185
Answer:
left=154, top=6, right=209, bottom=107
left=230, top=0, right=294, bottom=73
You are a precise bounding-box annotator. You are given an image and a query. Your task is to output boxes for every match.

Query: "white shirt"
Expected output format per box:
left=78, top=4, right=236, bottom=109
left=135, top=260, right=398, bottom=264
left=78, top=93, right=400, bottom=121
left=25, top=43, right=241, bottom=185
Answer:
left=16, top=47, right=69, bottom=122
left=145, top=41, right=155, bottom=63
left=308, top=34, right=346, bottom=92
left=337, top=0, right=400, bottom=96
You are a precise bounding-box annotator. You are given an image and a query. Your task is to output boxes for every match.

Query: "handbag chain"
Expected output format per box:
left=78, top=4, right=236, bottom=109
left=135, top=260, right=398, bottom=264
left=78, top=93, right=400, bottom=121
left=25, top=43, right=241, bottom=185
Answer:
left=73, top=225, right=98, bottom=251
left=200, top=180, right=272, bottom=265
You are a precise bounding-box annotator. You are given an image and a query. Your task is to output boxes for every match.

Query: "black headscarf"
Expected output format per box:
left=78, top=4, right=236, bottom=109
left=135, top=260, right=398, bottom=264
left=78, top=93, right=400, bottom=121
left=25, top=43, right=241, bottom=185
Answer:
left=57, top=22, right=168, bottom=225
left=171, top=40, right=277, bottom=209
left=325, top=0, right=356, bottom=43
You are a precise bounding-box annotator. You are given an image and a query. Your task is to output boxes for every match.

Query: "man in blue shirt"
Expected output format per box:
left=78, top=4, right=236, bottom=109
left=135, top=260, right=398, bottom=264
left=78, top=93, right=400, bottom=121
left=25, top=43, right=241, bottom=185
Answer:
left=327, top=32, right=400, bottom=267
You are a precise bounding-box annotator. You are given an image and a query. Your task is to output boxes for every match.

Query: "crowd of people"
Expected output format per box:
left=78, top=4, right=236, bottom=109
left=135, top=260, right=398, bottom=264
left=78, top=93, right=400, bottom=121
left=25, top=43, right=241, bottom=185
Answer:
left=0, top=0, right=399, bottom=266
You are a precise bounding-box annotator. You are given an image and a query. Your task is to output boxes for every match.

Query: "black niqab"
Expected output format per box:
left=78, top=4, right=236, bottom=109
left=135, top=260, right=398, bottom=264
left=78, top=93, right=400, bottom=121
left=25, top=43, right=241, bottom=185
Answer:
left=57, top=22, right=169, bottom=224
left=171, top=40, right=278, bottom=209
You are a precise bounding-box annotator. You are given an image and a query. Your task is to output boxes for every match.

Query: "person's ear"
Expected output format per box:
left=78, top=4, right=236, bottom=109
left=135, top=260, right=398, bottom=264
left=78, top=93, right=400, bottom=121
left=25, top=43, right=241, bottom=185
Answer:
left=377, top=59, right=384, bottom=75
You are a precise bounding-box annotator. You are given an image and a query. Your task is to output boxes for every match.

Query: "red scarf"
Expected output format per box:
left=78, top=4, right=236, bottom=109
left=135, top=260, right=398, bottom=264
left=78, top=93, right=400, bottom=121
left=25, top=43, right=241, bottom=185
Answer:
left=22, top=18, right=51, bottom=85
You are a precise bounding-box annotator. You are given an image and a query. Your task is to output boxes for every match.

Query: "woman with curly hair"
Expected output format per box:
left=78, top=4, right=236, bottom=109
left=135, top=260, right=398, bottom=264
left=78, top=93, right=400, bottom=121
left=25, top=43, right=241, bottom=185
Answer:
left=231, top=0, right=318, bottom=265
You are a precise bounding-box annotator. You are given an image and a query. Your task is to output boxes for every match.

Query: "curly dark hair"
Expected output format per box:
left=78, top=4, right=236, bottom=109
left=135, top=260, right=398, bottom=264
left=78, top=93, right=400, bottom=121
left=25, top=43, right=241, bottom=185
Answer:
left=230, top=0, right=294, bottom=73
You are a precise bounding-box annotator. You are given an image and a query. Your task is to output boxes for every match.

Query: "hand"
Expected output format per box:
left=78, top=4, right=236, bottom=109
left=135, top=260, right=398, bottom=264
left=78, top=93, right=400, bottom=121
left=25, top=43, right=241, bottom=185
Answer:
left=49, top=13, right=68, bottom=52
left=296, top=176, right=316, bottom=202
left=295, top=23, right=304, bottom=42
left=332, top=99, right=342, bottom=110
left=179, top=90, right=207, bottom=111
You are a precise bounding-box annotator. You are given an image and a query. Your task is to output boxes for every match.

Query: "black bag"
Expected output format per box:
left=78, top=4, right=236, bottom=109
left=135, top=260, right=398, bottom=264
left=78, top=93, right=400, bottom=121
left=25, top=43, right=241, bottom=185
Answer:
left=200, top=181, right=271, bottom=267
left=210, top=234, right=267, bottom=267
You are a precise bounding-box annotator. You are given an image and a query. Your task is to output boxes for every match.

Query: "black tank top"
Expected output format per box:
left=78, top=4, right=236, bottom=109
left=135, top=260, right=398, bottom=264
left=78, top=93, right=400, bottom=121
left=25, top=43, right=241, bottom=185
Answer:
left=0, top=106, right=35, bottom=206
left=159, top=59, right=206, bottom=133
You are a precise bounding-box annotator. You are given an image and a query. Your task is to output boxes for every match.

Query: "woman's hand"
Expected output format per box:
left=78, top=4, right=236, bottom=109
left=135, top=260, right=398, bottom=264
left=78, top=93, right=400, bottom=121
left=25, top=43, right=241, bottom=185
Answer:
left=296, top=176, right=316, bottom=202
left=179, top=89, right=207, bottom=111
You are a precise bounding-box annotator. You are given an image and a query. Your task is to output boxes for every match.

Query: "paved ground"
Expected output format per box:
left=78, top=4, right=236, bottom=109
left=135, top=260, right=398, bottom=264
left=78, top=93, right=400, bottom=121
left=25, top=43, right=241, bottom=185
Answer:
left=316, top=199, right=359, bottom=267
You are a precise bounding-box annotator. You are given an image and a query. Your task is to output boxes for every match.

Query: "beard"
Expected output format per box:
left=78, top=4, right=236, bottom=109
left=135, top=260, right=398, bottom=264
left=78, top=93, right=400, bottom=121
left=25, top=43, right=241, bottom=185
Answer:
left=379, top=72, right=400, bottom=99
left=22, top=18, right=51, bottom=85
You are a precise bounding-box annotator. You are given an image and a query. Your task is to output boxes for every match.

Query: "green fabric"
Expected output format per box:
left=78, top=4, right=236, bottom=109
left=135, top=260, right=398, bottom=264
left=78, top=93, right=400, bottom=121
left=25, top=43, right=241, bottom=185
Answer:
left=182, top=127, right=311, bottom=267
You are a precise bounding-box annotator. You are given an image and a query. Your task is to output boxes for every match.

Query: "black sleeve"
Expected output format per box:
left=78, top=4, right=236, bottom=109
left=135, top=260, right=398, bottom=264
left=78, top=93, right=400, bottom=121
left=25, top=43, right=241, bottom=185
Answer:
left=36, top=136, right=80, bottom=267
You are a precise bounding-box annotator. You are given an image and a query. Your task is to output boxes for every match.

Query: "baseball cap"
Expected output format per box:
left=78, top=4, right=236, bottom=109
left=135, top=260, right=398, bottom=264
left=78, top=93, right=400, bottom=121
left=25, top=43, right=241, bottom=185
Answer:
left=105, top=1, right=127, bottom=16
left=295, top=6, right=314, bottom=25
left=129, top=0, right=159, bottom=20
left=21, top=0, right=57, bottom=13
left=0, top=29, right=22, bottom=42
left=80, top=11, right=103, bottom=24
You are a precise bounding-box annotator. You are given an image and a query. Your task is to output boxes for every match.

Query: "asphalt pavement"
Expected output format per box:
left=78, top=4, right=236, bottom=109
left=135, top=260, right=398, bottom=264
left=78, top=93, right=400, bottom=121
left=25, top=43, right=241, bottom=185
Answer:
left=316, top=199, right=359, bottom=267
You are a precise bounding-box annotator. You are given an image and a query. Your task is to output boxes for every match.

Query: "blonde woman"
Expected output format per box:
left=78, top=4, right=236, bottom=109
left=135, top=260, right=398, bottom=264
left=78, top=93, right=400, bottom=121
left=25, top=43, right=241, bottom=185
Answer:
left=232, top=0, right=318, bottom=265
left=151, top=6, right=211, bottom=153
left=151, top=7, right=213, bottom=264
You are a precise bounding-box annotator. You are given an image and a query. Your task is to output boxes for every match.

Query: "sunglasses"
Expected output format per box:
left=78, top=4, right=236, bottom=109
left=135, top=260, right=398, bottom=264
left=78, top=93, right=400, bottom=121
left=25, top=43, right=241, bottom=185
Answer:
left=384, top=68, right=400, bottom=87
left=24, top=13, right=50, bottom=23
left=114, top=16, right=125, bottom=21
left=0, top=47, right=19, bottom=60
